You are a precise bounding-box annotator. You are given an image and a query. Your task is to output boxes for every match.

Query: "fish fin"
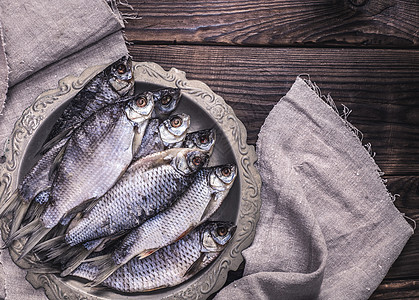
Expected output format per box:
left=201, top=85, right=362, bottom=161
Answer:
left=199, top=193, right=219, bottom=222
left=48, top=140, right=69, bottom=180
left=39, top=127, right=73, bottom=155
left=86, top=258, right=120, bottom=287
left=128, top=148, right=179, bottom=172
left=60, top=246, right=96, bottom=277
left=141, top=285, right=168, bottom=292
left=17, top=226, right=52, bottom=260
left=0, top=190, right=20, bottom=218
left=175, top=227, right=194, bottom=243
left=9, top=201, right=31, bottom=238
left=184, top=252, right=207, bottom=277
left=136, top=247, right=159, bottom=260
left=83, top=253, right=111, bottom=263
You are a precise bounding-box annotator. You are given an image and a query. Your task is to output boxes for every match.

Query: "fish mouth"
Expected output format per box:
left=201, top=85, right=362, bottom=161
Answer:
left=113, top=78, right=135, bottom=96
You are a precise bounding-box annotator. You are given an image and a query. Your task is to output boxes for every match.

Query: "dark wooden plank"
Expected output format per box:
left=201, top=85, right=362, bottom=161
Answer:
left=121, top=0, right=419, bottom=48
left=370, top=279, right=419, bottom=299
left=128, top=45, right=419, bottom=175
left=387, top=176, right=419, bottom=209
left=383, top=208, right=418, bottom=280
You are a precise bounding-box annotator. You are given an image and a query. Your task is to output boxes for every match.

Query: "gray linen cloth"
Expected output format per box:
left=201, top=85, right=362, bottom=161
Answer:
left=214, top=77, right=414, bottom=300
left=0, top=1, right=128, bottom=299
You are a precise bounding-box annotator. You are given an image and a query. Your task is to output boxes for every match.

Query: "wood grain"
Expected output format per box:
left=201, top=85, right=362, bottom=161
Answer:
left=128, top=44, right=419, bottom=175
left=370, top=279, right=419, bottom=299
left=387, top=176, right=419, bottom=209
left=120, top=0, right=419, bottom=48
left=384, top=209, right=418, bottom=279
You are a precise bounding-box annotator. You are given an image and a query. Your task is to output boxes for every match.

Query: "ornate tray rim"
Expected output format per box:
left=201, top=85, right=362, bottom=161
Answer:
left=0, top=61, right=261, bottom=299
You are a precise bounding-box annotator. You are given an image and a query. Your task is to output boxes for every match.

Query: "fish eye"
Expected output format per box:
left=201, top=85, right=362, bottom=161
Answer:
left=217, top=226, right=228, bottom=236
left=170, top=116, right=182, bottom=128
left=161, top=95, right=172, bottom=105
left=192, top=156, right=202, bottom=166
left=221, top=167, right=231, bottom=177
left=199, top=134, right=209, bottom=144
left=116, top=64, right=127, bottom=74
left=136, top=97, right=148, bottom=108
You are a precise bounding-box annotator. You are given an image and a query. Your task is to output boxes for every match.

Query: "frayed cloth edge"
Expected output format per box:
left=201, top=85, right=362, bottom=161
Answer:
left=298, top=74, right=416, bottom=232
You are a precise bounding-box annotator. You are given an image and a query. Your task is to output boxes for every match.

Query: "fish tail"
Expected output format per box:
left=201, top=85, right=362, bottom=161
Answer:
left=60, top=246, right=96, bottom=277
left=33, top=235, right=65, bottom=255
left=3, top=218, right=39, bottom=247
left=17, top=225, right=52, bottom=260
left=8, top=201, right=31, bottom=238
left=85, top=255, right=120, bottom=287
left=24, top=201, right=45, bottom=225
left=0, top=190, right=20, bottom=218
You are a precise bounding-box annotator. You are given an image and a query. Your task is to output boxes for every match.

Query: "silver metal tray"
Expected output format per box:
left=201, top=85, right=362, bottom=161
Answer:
left=0, top=61, right=261, bottom=299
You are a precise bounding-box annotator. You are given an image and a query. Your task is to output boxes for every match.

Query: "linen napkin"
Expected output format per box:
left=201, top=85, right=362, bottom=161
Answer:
left=214, top=76, right=414, bottom=300
left=0, top=0, right=127, bottom=149
left=0, top=1, right=128, bottom=299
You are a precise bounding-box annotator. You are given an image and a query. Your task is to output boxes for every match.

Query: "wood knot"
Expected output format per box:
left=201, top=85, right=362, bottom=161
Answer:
left=349, top=0, right=368, bottom=6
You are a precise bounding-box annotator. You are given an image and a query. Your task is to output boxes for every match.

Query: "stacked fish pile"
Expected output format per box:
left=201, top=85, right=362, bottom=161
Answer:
left=0, top=56, right=237, bottom=293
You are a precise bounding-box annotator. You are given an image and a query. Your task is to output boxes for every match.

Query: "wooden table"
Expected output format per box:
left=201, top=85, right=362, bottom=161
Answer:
left=121, top=1, right=419, bottom=298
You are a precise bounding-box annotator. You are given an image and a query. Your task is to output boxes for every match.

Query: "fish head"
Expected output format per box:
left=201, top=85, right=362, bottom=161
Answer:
left=152, top=88, right=181, bottom=118
left=172, top=148, right=209, bottom=176
left=108, top=56, right=135, bottom=96
left=209, top=164, right=237, bottom=191
left=125, top=92, right=155, bottom=124
left=159, top=113, right=190, bottom=146
left=184, top=128, right=216, bottom=154
left=201, top=221, right=236, bottom=252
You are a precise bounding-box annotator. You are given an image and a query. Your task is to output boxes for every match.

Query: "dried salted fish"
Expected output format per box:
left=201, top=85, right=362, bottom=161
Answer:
left=6, top=93, right=154, bottom=258
left=45, top=56, right=135, bottom=144
left=72, top=221, right=236, bottom=292
left=89, top=164, right=236, bottom=285
left=133, top=113, right=190, bottom=160
left=36, top=148, right=209, bottom=275
left=0, top=88, right=181, bottom=240
left=66, top=147, right=209, bottom=245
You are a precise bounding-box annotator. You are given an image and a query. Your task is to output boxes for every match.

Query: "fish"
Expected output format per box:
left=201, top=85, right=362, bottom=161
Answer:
left=65, top=147, right=209, bottom=245
left=88, top=164, right=237, bottom=285
left=36, top=147, right=210, bottom=274
left=44, top=56, right=135, bottom=145
left=35, top=128, right=216, bottom=274
left=133, top=113, right=190, bottom=161
left=72, top=221, right=236, bottom=292
left=0, top=137, right=69, bottom=237
left=0, top=88, right=181, bottom=240
left=6, top=93, right=155, bottom=258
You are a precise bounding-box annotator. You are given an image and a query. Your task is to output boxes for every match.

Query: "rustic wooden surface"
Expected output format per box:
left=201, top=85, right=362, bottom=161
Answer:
left=121, top=1, right=419, bottom=298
